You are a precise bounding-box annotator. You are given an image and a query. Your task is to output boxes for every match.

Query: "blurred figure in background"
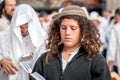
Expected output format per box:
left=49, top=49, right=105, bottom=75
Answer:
left=89, top=11, right=105, bottom=54
left=38, top=13, right=45, bottom=27
left=0, top=0, right=16, bottom=31
left=102, top=11, right=115, bottom=59
left=39, top=11, right=51, bottom=33
left=103, top=10, right=111, bottom=21
left=107, top=8, right=120, bottom=76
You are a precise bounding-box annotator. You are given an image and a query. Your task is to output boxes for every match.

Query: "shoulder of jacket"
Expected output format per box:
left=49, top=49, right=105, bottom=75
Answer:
left=91, top=54, right=105, bottom=66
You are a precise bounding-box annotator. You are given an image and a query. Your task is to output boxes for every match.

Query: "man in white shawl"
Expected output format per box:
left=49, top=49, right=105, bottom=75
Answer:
left=0, top=4, right=47, bottom=80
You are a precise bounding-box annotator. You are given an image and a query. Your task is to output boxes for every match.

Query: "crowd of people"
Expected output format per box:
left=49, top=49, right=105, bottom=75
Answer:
left=0, top=0, right=120, bottom=80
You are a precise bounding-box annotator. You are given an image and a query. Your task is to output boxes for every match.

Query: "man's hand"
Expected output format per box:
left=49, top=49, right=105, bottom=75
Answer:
left=108, top=60, right=113, bottom=72
left=0, top=59, right=18, bottom=75
left=30, top=51, right=34, bottom=58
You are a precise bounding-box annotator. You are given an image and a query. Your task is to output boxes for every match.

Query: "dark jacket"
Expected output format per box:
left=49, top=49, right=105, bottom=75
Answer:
left=31, top=46, right=111, bottom=80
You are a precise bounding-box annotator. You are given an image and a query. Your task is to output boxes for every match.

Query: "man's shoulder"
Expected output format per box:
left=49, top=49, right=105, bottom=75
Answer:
left=0, top=16, right=5, bottom=21
left=0, top=17, right=10, bottom=31
left=0, top=16, right=9, bottom=24
left=91, top=54, right=106, bottom=64
left=0, top=18, right=4, bottom=23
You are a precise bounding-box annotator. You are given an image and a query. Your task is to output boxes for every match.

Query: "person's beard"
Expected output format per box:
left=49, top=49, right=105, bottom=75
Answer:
left=4, top=9, right=14, bottom=21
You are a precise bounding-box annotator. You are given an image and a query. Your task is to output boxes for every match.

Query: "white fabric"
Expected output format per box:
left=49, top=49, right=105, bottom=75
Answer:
left=98, top=26, right=105, bottom=53
left=89, top=11, right=107, bottom=32
left=107, top=28, right=117, bottom=62
left=42, top=21, right=50, bottom=33
left=11, top=4, right=47, bottom=47
left=104, top=19, right=115, bottom=49
left=62, top=47, right=79, bottom=71
left=0, top=4, right=47, bottom=80
left=10, top=3, right=47, bottom=62
left=107, top=22, right=120, bottom=75
left=0, top=15, right=10, bottom=31
left=0, top=29, right=11, bottom=80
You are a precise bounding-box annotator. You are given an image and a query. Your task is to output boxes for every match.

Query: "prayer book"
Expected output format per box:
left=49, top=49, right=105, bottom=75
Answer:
left=19, top=55, right=45, bottom=80
left=19, top=53, right=32, bottom=62
left=30, top=72, right=46, bottom=80
left=19, top=62, right=45, bottom=80
left=19, top=62, right=32, bottom=73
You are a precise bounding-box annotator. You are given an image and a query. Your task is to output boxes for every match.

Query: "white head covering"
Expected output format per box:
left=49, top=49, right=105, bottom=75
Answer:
left=10, top=4, right=47, bottom=63
left=10, top=4, right=47, bottom=47
left=89, top=11, right=100, bottom=21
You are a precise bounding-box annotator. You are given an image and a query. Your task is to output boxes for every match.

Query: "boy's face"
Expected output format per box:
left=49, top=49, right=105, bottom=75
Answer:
left=60, top=18, right=81, bottom=48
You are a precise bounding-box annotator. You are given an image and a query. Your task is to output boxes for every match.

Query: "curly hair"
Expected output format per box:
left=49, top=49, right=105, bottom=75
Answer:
left=46, top=15, right=102, bottom=63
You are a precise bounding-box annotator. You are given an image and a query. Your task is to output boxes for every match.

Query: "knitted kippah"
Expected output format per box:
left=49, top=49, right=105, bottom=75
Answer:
left=59, top=5, right=87, bottom=18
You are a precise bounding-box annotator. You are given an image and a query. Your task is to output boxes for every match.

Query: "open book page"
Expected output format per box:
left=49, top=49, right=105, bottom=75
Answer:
left=19, top=62, right=46, bottom=80
left=19, top=62, right=32, bottom=73
left=19, top=53, right=32, bottom=62
left=30, top=72, right=46, bottom=80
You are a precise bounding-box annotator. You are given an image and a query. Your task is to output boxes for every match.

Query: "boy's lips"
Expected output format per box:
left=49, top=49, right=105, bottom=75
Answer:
left=64, top=37, right=72, bottom=41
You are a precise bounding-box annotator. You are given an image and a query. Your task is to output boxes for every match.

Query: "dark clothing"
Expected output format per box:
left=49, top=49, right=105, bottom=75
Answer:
left=32, top=47, right=111, bottom=80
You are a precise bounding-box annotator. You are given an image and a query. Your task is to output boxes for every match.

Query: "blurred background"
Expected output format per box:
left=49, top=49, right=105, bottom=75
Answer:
left=17, top=0, right=120, bottom=15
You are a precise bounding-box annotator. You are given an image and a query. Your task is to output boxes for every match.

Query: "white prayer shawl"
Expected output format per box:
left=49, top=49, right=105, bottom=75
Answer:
left=0, top=15, right=10, bottom=31
left=0, top=4, right=47, bottom=80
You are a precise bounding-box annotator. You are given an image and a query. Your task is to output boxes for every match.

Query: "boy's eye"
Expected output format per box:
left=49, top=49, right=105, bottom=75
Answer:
left=61, top=26, right=66, bottom=29
left=71, top=27, right=76, bottom=30
left=60, top=25, right=78, bottom=30
left=71, top=26, right=77, bottom=30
